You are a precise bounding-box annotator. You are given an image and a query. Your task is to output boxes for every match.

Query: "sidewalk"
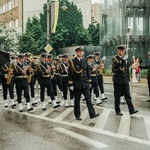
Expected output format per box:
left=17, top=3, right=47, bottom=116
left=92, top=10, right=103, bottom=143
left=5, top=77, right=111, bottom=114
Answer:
left=103, top=75, right=148, bottom=87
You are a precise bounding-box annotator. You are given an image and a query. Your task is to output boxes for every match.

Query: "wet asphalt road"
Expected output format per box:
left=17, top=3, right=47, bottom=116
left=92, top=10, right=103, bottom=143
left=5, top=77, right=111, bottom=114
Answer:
left=0, top=81, right=150, bottom=150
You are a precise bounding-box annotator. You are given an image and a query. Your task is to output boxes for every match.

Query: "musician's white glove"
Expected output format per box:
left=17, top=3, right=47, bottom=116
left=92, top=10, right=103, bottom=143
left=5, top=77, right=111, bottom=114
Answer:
left=123, top=54, right=128, bottom=60
left=69, top=86, right=74, bottom=91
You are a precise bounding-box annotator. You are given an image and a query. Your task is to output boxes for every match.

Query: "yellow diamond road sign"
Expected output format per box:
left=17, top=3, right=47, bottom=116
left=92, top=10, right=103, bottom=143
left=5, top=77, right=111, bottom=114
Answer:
left=44, top=44, right=53, bottom=53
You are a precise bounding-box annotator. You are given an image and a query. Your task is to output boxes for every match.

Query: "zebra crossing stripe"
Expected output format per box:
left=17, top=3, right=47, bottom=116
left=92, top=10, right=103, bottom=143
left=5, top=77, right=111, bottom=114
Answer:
left=144, top=119, right=150, bottom=141
left=40, top=107, right=54, bottom=117
left=94, top=109, right=111, bottom=129
left=4, top=106, right=150, bottom=146
left=54, top=127, right=109, bottom=149
left=73, top=108, right=88, bottom=124
left=118, top=113, right=130, bottom=136
left=55, top=107, right=74, bottom=121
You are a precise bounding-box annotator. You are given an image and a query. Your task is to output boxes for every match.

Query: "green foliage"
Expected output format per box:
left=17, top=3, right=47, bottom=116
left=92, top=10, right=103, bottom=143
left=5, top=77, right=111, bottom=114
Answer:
left=18, top=0, right=92, bottom=55
left=88, top=23, right=100, bottom=46
left=0, top=28, right=18, bottom=52
left=18, top=33, right=37, bottom=54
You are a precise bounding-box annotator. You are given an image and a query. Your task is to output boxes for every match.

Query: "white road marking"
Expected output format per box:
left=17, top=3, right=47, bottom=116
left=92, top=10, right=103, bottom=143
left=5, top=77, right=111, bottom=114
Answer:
left=40, top=106, right=54, bottom=117
left=94, top=109, right=111, bottom=129
left=21, top=112, right=150, bottom=146
left=55, top=107, right=73, bottom=121
left=118, top=113, right=130, bottom=136
left=54, top=127, right=109, bottom=149
left=73, top=108, right=89, bottom=124
left=144, top=119, right=150, bottom=141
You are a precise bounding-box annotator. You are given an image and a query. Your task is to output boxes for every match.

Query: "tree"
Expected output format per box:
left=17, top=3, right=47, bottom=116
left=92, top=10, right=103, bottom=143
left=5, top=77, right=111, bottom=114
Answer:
left=18, top=33, right=37, bottom=54
left=58, top=0, right=84, bottom=46
left=18, top=0, right=91, bottom=55
left=75, top=25, right=91, bottom=45
left=0, top=27, right=18, bottom=52
left=88, top=23, right=100, bottom=46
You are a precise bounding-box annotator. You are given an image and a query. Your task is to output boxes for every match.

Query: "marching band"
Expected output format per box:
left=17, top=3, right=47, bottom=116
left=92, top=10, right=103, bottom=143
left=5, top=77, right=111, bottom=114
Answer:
left=1, top=47, right=107, bottom=119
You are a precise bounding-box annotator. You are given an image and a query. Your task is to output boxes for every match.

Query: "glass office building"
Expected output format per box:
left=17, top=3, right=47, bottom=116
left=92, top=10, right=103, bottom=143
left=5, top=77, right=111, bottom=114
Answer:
left=100, top=0, right=150, bottom=64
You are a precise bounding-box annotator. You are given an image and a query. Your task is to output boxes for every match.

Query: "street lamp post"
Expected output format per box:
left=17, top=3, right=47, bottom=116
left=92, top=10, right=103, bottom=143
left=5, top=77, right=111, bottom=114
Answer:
left=47, top=0, right=51, bottom=45
left=46, top=0, right=68, bottom=45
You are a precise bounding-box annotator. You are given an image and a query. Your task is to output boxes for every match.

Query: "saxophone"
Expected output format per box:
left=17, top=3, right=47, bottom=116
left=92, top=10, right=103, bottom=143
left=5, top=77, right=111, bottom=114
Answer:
left=6, top=64, right=14, bottom=85
left=27, top=67, right=34, bottom=83
left=98, top=59, right=104, bottom=75
left=50, top=61, right=56, bottom=79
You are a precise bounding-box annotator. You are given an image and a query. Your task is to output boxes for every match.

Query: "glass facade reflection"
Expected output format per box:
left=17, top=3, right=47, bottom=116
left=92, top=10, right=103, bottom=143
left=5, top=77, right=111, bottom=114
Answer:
left=100, top=0, right=150, bottom=64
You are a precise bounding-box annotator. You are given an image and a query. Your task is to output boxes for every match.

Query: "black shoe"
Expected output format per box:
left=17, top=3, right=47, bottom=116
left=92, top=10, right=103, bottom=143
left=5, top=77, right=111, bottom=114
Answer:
left=48, top=102, right=52, bottom=104
left=102, top=97, right=107, bottom=101
left=4, top=105, right=8, bottom=108
left=96, top=102, right=103, bottom=105
left=42, top=108, right=47, bottom=110
left=53, top=104, right=60, bottom=108
left=56, top=101, right=60, bottom=104
left=116, top=112, right=123, bottom=116
left=76, top=117, right=82, bottom=121
left=90, top=114, right=99, bottom=119
left=27, top=108, right=34, bottom=111
left=120, top=101, right=126, bottom=105
left=32, top=102, right=37, bottom=106
left=146, top=99, right=150, bottom=102
left=11, top=104, right=16, bottom=109
left=19, top=109, right=23, bottom=112
left=130, top=110, right=138, bottom=115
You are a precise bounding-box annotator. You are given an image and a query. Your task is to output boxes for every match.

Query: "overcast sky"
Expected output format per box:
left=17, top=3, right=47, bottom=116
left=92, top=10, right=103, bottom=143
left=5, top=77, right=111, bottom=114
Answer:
left=92, top=0, right=104, bottom=4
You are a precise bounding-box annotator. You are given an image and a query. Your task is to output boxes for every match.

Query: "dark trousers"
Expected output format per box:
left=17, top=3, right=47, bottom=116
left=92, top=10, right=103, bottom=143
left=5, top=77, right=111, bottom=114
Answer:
left=56, top=75, right=62, bottom=91
left=114, top=83, right=135, bottom=114
left=90, top=82, right=99, bottom=97
left=52, top=78, right=57, bottom=96
left=74, top=88, right=96, bottom=118
left=62, top=76, right=68, bottom=100
left=69, top=89, right=74, bottom=99
left=148, top=79, right=150, bottom=98
left=29, top=81, right=35, bottom=98
left=16, top=85, right=30, bottom=103
left=98, top=75, right=104, bottom=94
left=40, top=83, right=55, bottom=102
left=2, top=80, right=14, bottom=100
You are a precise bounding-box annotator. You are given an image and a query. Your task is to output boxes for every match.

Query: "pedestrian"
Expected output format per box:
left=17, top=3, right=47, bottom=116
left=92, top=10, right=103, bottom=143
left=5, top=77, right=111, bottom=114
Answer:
left=112, top=45, right=138, bottom=115
left=93, top=52, right=107, bottom=101
left=59, top=53, right=74, bottom=107
left=140, top=52, right=150, bottom=102
left=36, top=53, right=60, bottom=110
left=1, top=55, right=16, bottom=108
left=13, top=54, right=33, bottom=112
left=24, top=52, right=37, bottom=105
left=87, top=54, right=102, bottom=105
left=68, top=46, right=99, bottom=120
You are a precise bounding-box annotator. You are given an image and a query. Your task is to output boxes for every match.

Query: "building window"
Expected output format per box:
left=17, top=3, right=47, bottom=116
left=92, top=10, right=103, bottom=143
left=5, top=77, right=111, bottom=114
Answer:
left=8, top=21, right=12, bottom=28
left=11, top=0, right=18, bottom=8
left=15, top=19, right=18, bottom=28
left=8, top=1, right=11, bottom=10
left=14, top=0, right=18, bottom=7
left=11, top=0, right=14, bottom=9
left=2, top=5, right=6, bottom=13
left=0, top=6, right=2, bottom=14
